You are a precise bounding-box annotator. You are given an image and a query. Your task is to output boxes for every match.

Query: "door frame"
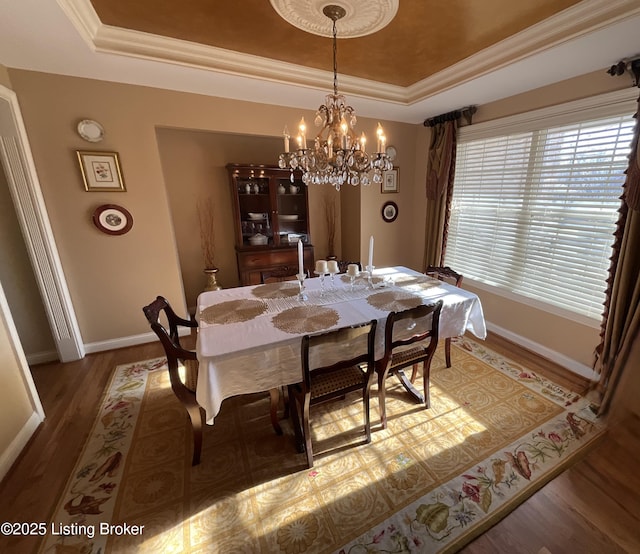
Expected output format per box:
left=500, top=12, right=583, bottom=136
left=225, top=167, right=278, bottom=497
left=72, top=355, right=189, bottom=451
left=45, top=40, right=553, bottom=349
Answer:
left=0, top=85, right=84, bottom=362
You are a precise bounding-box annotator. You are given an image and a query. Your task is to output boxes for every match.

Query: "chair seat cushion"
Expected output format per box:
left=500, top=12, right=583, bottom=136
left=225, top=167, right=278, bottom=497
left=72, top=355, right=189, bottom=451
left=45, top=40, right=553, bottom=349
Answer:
left=310, top=365, right=366, bottom=399
left=389, top=346, right=425, bottom=370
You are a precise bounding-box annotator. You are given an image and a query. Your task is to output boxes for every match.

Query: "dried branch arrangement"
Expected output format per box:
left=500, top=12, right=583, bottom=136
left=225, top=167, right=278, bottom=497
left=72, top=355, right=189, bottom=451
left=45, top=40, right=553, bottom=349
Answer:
left=197, top=196, right=216, bottom=269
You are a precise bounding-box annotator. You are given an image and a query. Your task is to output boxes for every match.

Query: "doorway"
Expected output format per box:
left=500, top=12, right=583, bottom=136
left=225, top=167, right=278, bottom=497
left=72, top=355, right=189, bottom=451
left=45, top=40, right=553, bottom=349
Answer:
left=0, top=85, right=84, bottom=363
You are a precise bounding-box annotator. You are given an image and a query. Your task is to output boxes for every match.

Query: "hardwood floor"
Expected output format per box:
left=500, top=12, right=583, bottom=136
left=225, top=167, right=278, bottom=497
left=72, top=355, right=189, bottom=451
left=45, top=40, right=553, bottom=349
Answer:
left=1, top=332, right=638, bottom=554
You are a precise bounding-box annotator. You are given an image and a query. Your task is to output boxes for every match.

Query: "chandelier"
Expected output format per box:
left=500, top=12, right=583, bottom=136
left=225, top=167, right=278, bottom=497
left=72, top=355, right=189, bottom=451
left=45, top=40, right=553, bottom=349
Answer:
left=277, top=5, right=393, bottom=190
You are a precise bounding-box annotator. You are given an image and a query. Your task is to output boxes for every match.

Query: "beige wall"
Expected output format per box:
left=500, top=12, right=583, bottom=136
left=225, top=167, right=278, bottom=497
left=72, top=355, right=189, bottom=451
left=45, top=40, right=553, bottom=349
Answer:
left=156, top=129, right=339, bottom=308
left=0, top=164, right=55, bottom=357
left=0, top=65, right=11, bottom=90
left=7, top=69, right=417, bottom=345
left=359, top=121, right=421, bottom=270
left=0, top=281, right=40, bottom=478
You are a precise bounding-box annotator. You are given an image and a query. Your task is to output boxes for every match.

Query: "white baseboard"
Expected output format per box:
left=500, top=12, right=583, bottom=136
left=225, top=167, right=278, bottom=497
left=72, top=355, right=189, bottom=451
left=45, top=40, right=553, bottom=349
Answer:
left=26, top=350, right=59, bottom=365
left=83, top=328, right=191, bottom=355
left=0, top=411, right=43, bottom=482
left=486, top=321, right=598, bottom=381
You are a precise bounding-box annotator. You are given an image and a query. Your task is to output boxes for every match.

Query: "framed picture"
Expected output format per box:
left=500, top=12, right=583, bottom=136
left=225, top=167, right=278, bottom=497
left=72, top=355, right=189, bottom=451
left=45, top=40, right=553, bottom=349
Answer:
left=92, top=204, right=133, bottom=235
left=77, top=151, right=126, bottom=192
left=381, top=167, right=399, bottom=193
left=381, top=201, right=398, bottom=223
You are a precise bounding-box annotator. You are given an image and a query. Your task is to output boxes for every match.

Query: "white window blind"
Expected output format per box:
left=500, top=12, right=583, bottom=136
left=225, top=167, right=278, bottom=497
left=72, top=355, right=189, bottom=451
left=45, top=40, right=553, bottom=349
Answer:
left=445, top=110, right=635, bottom=320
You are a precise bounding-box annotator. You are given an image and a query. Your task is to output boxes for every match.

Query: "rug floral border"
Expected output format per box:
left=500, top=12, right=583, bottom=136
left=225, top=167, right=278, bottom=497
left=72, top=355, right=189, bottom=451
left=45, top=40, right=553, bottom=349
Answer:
left=334, top=338, right=605, bottom=554
left=39, top=357, right=166, bottom=554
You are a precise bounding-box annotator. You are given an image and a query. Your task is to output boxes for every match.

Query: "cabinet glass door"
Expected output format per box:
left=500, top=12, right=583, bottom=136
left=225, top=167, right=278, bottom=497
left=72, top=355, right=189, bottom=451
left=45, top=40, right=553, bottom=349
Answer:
left=237, top=177, right=271, bottom=246
left=276, top=177, right=307, bottom=246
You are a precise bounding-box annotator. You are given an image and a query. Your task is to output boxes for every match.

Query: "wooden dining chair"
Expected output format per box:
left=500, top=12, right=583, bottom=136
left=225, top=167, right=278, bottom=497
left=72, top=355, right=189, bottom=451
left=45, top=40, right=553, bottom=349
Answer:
left=288, top=320, right=377, bottom=468
left=143, top=296, right=203, bottom=465
left=376, top=301, right=443, bottom=429
left=425, top=265, right=463, bottom=368
left=143, top=296, right=285, bottom=465
left=336, top=260, right=362, bottom=273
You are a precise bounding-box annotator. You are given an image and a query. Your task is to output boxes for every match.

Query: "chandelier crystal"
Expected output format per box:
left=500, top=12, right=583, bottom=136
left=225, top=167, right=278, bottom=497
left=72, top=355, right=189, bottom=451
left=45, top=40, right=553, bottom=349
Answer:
left=278, top=5, right=393, bottom=191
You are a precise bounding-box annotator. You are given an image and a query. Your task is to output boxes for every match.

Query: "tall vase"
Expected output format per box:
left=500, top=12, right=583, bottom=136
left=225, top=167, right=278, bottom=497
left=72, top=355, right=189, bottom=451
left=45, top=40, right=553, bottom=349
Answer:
left=203, top=268, right=222, bottom=291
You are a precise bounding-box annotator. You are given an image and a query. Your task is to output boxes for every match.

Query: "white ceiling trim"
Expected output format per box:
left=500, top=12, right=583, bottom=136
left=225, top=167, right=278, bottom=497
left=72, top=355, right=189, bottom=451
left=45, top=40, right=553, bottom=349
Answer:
left=59, top=0, right=640, bottom=108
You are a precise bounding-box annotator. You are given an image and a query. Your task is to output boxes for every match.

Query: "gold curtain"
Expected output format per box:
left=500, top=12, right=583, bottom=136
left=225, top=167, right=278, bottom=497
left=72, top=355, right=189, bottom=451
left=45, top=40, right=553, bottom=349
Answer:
left=423, top=119, right=457, bottom=269
left=593, top=93, right=640, bottom=414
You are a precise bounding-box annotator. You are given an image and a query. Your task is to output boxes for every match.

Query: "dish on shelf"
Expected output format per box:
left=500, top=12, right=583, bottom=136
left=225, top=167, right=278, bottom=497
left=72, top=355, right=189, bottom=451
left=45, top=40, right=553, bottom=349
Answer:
left=278, top=214, right=299, bottom=221
left=247, top=212, right=266, bottom=220
left=248, top=233, right=268, bottom=245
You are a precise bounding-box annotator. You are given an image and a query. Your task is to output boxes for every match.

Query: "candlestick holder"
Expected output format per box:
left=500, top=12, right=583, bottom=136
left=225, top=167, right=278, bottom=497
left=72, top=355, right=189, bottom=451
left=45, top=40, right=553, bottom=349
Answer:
left=314, top=271, right=328, bottom=296
left=348, top=273, right=358, bottom=292
left=296, top=273, right=308, bottom=301
left=328, top=269, right=338, bottom=289
left=365, top=265, right=375, bottom=289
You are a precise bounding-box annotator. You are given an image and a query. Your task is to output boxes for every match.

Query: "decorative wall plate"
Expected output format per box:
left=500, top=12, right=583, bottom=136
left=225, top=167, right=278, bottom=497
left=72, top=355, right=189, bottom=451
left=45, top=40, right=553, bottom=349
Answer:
left=385, top=145, right=397, bottom=161
left=77, top=119, right=105, bottom=142
left=382, top=201, right=398, bottom=223
left=92, top=204, right=133, bottom=235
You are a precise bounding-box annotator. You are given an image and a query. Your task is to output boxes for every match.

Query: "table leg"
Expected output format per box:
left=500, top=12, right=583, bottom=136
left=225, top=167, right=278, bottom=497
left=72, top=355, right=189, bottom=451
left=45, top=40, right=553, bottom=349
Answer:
left=269, top=388, right=283, bottom=435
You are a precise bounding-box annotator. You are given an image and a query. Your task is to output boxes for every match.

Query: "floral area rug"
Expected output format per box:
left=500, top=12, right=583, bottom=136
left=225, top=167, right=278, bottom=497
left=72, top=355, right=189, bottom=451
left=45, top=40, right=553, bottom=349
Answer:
left=40, top=339, right=605, bottom=553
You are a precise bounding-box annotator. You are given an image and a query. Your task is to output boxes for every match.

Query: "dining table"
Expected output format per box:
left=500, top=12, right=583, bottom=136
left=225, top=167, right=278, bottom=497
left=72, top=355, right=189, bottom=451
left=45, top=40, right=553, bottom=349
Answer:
left=195, top=265, right=486, bottom=425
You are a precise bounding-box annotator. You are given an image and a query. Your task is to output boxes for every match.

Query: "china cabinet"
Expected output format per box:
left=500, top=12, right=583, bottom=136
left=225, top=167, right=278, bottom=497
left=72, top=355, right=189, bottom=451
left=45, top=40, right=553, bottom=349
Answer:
left=227, top=164, right=314, bottom=285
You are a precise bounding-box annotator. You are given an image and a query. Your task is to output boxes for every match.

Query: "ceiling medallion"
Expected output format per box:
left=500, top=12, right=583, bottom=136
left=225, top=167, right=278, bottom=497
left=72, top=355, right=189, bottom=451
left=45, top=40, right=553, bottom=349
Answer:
left=269, top=0, right=398, bottom=38
left=277, top=5, right=393, bottom=190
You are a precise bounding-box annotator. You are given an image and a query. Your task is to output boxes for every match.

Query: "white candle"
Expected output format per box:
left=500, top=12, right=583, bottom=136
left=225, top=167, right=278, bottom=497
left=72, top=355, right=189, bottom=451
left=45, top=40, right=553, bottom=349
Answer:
left=297, top=240, right=304, bottom=276
left=299, top=117, right=307, bottom=149
left=340, top=117, right=348, bottom=149
left=327, top=260, right=339, bottom=273
left=368, top=235, right=374, bottom=269
left=315, top=260, right=328, bottom=274
left=283, top=126, right=290, bottom=153
left=347, top=264, right=359, bottom=277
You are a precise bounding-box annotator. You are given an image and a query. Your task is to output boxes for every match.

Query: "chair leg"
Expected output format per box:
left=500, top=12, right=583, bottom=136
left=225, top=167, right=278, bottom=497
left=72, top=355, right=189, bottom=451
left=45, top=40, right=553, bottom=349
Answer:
left=445, top=337, right=452, bottom=368
left=282, top=385, right=290, bottom=419
left=423, top=360, right=432, bottom=409
left=409, top=363, right=419, bottom=383
left=364, top=379, right=372, bottom=443
left=185, top=404, right=203, bottom=466
left=377, top=365, right=389, bottom=429
left=302, top=394, right=313, bottom=468
left=288, top=386, right=305, bottom=454
left=269, top=388, right=283, bottom=435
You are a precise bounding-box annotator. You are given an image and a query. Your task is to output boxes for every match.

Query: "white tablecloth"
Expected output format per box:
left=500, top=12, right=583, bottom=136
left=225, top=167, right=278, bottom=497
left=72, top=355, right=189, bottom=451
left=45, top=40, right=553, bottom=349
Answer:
left=196, top=266, right=486, bottom=424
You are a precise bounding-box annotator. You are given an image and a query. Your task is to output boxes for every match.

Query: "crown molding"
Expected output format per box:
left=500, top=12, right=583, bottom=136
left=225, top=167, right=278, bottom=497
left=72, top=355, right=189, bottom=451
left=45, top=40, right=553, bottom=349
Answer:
left=58, top=0, right=640, bottom=106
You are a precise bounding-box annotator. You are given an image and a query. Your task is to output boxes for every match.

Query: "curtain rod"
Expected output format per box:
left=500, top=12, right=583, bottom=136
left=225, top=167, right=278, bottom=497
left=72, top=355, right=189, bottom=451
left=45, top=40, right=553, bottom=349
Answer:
left=424, top=105, right=477, bottom=127
left=607, top=57, right=640, bottom=87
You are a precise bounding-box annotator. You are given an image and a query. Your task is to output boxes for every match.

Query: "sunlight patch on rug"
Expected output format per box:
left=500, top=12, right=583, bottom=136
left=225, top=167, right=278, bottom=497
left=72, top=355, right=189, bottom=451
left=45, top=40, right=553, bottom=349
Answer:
left=40, top=339, right=604, bottom=553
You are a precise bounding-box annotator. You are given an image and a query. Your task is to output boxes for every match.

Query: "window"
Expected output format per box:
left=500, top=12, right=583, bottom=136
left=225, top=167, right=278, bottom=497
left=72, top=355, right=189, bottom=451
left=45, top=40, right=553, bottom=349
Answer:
left=444, top=92, right=636, bottom=321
